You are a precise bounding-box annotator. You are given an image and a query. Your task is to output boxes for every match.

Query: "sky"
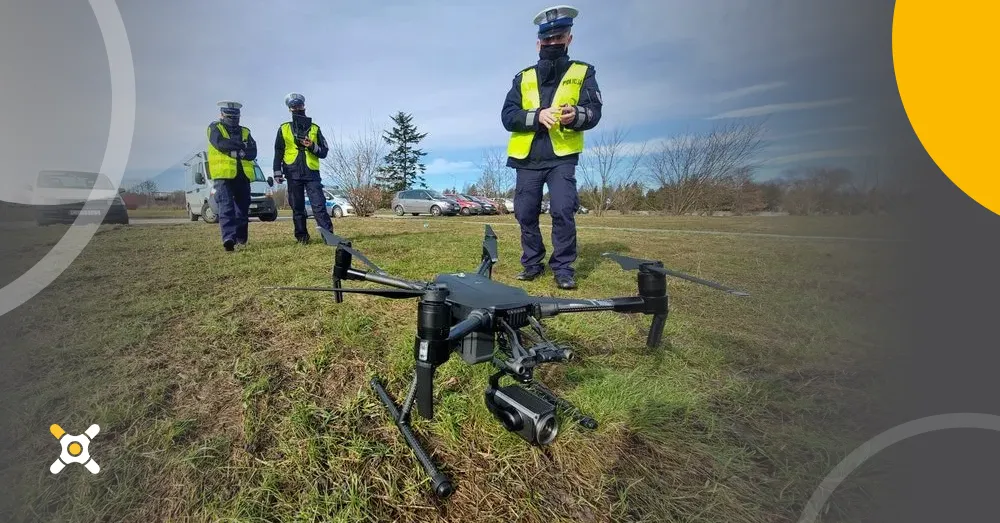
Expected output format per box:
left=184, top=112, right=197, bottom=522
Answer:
left=1, top=0, right=908, bottom=202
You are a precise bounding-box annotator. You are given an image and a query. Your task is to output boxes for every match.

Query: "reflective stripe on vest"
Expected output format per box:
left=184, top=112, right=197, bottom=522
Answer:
left=507, top=62, right=588, bottom=160
left=280, top=122, right=320, bottom=171
left=206, top=123, right=254, bottom=180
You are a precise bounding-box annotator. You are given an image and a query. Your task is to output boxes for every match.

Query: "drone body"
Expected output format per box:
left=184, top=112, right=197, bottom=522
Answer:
left=270, top=224, right=748, bottom=499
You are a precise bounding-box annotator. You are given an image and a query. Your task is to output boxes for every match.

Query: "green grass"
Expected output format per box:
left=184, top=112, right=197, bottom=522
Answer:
left=0, top=215, right=897, bottom=522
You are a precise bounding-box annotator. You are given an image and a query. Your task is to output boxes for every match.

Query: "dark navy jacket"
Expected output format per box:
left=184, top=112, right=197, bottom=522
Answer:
left=273, top=120, right=330, bottom=180
left=207, top=121, right=257, bottom=180
left=501, top=55, right=603, bottom=170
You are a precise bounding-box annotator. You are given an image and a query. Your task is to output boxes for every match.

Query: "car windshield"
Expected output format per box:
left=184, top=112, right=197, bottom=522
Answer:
left=252, top=164, right=267, bottom=182
left=36, top=170, right=116, bottom=190
left=427, top=191, right=447, bottom=199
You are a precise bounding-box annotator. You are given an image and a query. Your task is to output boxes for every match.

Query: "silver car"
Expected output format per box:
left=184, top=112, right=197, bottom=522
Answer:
left=392, top=189, right=461, bottom=216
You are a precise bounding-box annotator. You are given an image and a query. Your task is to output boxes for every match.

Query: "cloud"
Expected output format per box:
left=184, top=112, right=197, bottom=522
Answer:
left=711, top=81, right=788, bottom=103
left=762, top=147, right=875, bottom=166
left=765, top=125, right=868, bottom=141
left=707, top=98, right=853, bottom=119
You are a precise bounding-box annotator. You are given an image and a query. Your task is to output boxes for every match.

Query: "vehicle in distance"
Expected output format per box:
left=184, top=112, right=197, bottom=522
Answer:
left=442, top=192, right=483, bottom=216
left=305, top=188, right=355, bottom=218
left=465, top=194, right=498, bottom=215
left=392, top=190, right=461, bottom=216
left=183, top=151, right=278, bottom=223
left=29, top=170, right=130, bottom=226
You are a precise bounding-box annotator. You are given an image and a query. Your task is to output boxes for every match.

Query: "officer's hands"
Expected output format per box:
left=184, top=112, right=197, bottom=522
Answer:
left=300, top=138, right=313, bottom=147
left=273, top=171, right=284, bottom=184
left=538, top=107, right=559, bottom=129
left=559, top=104, right=576, bottom=125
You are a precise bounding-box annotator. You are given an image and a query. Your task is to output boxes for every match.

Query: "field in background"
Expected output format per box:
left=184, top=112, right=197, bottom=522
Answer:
left=0, top=215, right=898, bottom=522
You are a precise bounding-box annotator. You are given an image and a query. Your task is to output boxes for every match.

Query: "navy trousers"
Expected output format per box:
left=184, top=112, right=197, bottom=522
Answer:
left=286, top=176, right=333, bottom=241
left=514, top=163, right=580, bottom=277
left=214, top=177, right=250, bottom=245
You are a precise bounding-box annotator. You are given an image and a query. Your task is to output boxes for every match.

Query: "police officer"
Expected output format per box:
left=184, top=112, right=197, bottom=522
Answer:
left=501, top=5, right=602, bottom=290
left=273, top=92, right=333, bottom=244
left=207, top=101, right=258, bottom=252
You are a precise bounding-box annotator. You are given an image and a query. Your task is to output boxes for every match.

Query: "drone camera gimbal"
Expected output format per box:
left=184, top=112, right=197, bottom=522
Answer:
left=269, top=224, right=748, bottom=498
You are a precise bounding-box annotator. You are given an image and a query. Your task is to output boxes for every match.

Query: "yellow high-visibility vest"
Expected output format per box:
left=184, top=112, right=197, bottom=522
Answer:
left=280, top=122, right=320, bottom=171
left=507, top=61, right=589, bottom=160
left=206, top=123, right=254, bottom=180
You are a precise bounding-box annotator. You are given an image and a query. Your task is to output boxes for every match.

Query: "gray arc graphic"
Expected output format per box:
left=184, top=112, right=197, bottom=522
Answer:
left=797, top=412, right=1000, bottom=523
left=0, top=0, right=136, bottom=318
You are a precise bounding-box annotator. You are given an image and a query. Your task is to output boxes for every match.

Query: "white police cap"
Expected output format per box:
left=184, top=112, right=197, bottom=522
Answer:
left=217, top=100, right=243, bottom=112
left=533, top=5, right=578, bottom=38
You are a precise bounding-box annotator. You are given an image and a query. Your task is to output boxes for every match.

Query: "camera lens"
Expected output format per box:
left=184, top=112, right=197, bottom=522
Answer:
left=536, top=414, right=558, bottom=445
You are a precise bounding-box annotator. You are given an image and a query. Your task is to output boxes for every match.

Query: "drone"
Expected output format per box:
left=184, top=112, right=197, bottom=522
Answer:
left=269, top=224, right=749, bottom=499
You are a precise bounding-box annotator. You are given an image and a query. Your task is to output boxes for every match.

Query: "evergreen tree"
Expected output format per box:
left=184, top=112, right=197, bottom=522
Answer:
left=375, top=111, right=428, bottom=192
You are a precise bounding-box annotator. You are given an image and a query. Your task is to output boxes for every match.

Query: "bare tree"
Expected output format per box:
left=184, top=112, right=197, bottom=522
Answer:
left=646, top=119, right=768, bottom=215
left=578, top=127, right=647, bottom=216
left=129, top=179, right=158, bottom=208
left=321, top=119, right=387, bottom=216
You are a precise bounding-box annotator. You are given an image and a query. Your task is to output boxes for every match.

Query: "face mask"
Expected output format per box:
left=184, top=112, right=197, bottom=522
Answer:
left=539, top=43, right=567, bottom=61
left=291, top=108, right=306, bottom=115
left=222, top=115, right=240, bottom=127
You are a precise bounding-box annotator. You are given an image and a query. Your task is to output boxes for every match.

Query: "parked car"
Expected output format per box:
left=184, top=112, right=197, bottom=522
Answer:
left=305, top=189, right=354, bottom=218
left=392, top=189, right=461, bottom=216
left=29, top=169, right=130, bottom=226
left=500, top=198, right=515, bottom=213
left=443, top=192, right=483, bottom=215
left=465, top=195, right=498, bottom=215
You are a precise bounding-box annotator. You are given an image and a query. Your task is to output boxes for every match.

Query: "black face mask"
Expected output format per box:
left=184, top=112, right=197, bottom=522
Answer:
left=291, top=108, right=306, bottom=116
left=222, top=115, right=240, bottom=127
left=539, top=43, right=567, bottom=61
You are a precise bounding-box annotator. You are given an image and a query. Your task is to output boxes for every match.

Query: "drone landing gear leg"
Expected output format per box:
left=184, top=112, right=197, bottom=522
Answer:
left=528, top=380, right=599, bottom=430
left=371, top=373, right=454, bottom=498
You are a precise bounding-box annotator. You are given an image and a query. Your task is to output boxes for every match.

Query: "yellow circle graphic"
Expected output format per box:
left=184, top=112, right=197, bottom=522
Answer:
left=68, top=442, right=82, bottom=456
left=892, top=2, right=1000, bottom=215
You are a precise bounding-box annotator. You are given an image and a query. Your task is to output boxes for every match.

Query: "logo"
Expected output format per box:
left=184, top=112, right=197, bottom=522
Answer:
left=49, top=423, right=101, bottom=474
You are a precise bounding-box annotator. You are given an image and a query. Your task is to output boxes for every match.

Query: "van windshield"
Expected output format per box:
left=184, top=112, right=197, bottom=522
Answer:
left=252, top=164, right=266, bottom=182
left=36, top=171, right=116, bottom=190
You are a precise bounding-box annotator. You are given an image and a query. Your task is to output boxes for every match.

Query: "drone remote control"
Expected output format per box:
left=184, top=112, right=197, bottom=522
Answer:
left=270, top=224, right=748, bottom=498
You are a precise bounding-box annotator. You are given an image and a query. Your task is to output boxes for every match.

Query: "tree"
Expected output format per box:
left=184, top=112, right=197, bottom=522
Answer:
left=129, top=179, right=158, bottom=208
left=646, top=119, right=768, bottom=215
left=578, top=127, right=647, bottom=216
left=321, top=119, right=388, bottom=217
left=375, top=111, right=428, bottom=193
left=474, top=147, right=514, bottom=204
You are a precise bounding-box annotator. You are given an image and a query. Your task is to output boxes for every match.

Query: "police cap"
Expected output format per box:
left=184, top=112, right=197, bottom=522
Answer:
left=533, top=5, right=578, bottom=39
left=217, top=100, right=242, bottom=116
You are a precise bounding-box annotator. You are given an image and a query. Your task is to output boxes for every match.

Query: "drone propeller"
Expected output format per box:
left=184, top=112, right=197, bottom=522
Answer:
left=318, top=227, right=387, bottom=275
left=266, top=285, right=425, bottom=299
left=602, top=253, right=750, bottom=297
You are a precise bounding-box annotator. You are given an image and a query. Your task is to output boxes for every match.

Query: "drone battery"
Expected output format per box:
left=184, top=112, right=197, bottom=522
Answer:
left=459, top=331, right=494, bottom=364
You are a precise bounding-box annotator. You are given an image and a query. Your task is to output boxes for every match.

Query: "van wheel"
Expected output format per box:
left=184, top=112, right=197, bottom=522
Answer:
left=259, top=212, right=278, bottom=222
left=333, top=206, right=343, bottom=218
left=188, top=205, right=199, bottom=221
left=430, top=205, right=441, bottom=216
left=201, top=203, right=218, bottom=224
left=394, top=205, right=404, bottom=216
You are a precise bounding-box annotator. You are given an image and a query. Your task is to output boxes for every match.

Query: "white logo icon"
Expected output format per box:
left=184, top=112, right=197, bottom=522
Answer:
left=49, top=423, right=101, bottom=474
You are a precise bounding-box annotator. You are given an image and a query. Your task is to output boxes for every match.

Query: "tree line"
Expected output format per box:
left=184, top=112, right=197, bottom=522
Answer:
left=321, top=113, right=917, bottom=217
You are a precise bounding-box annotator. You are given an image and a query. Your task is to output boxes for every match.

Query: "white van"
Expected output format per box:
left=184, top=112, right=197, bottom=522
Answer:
left=183, top=151, right=278, bottom=223
left=29, top=170, right=130, bottom=226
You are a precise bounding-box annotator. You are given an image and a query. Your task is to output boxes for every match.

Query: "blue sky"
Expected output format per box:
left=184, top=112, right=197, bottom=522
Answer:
left=1, top=0, right=901, bottom=201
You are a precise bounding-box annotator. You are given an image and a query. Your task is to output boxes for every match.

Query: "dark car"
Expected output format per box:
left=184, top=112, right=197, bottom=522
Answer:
left=30, top=170, right=130, bottom=226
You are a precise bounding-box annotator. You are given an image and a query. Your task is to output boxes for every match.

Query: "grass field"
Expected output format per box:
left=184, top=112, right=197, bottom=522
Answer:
left=0, top=215, right=899, bottom=522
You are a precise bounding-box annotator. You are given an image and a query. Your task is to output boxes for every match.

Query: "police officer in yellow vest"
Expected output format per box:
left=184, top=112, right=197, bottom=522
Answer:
left=502, top=5, right=602, bottom=290
left=272, top=92, right=333, bottom=244
left=207, top=100, right=258, bottom=252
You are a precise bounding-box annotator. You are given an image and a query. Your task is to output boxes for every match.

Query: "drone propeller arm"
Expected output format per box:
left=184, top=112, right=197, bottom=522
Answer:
left=536, top=296, right=648, bottom=317
left=343, top=267, right=429, bottom=291
left=446, top=309, right=491, bottom=342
